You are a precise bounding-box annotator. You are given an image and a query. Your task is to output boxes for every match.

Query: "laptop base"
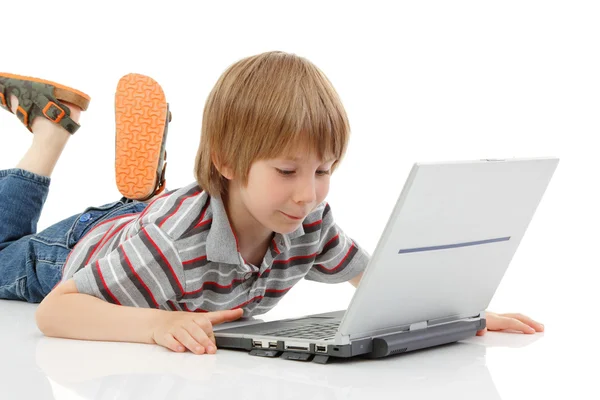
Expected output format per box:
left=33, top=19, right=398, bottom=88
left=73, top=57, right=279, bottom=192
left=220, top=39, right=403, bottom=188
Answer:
left=219, top=318, right=486, bottom=363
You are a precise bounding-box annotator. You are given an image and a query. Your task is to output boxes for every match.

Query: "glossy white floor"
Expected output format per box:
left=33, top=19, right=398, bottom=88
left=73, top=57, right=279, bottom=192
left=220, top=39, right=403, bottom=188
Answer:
left=1, top=280, right=596, bottom=400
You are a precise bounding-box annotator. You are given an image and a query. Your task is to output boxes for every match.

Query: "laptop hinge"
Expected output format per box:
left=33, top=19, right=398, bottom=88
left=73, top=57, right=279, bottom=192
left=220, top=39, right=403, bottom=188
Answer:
left=409, top=321, right=428, bottom=331
left=334, top=332, right=351, bottom=345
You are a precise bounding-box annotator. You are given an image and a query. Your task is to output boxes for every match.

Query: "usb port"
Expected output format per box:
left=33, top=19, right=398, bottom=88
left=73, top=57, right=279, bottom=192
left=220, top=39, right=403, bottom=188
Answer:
left=316, top=345, right=327, bottom=353
left=268, top=341, right=278, bottom=349
left=252, top=340, right=263, bottom=348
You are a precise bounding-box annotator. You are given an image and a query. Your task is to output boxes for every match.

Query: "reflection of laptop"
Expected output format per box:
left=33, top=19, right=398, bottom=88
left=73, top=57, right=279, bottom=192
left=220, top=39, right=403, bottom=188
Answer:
left=215, top=157, right=559, bottom=363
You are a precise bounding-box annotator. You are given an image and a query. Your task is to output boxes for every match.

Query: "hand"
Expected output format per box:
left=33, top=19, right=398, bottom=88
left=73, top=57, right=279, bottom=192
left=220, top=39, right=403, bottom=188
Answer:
left=477, top=311, right=544, bottom=336
left=152, top=308, right=244, bottom=354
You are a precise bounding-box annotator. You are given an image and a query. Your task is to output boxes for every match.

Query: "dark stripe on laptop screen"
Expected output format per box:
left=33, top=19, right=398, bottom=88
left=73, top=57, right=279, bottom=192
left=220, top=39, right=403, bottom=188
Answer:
left=398, top=236, right=511, bottom=254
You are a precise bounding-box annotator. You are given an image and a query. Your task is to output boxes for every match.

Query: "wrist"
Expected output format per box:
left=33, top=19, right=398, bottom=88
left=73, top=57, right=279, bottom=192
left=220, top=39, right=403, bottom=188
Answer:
left=146, top=308, right=168, bottom=345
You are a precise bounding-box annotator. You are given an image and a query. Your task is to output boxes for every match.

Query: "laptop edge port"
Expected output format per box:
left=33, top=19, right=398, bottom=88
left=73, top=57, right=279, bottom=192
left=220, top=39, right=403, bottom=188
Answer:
left=252, top=340, right=263, bottom=348
left=268, top=341, right=278, bottom=349
left=284, top=341, right=310, bottom=351
left=316, top=345, right=327, bottom=353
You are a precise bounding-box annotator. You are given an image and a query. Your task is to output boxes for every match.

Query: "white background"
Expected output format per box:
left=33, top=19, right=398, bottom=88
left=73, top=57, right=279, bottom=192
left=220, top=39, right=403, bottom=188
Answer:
left=1, top=1, right=599, bottom=398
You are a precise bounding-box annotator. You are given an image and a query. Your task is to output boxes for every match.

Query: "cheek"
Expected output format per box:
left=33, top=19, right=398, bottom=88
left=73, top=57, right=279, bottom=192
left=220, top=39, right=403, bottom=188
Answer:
left=316, top=179, right=330, bottom=202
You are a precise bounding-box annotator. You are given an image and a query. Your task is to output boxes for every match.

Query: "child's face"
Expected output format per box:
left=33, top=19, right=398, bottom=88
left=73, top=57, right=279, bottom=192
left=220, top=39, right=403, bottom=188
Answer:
left=237, top=151, right=336, bottom=234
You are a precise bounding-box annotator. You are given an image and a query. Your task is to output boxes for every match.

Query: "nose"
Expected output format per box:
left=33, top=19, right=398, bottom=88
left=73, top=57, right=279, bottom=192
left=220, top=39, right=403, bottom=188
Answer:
left=294, top=175, right=317, bottom=205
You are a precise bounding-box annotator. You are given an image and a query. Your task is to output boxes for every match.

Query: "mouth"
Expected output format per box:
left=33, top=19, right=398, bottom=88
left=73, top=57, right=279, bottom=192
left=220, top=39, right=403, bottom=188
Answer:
left=280, top=211, right=304, bottom=221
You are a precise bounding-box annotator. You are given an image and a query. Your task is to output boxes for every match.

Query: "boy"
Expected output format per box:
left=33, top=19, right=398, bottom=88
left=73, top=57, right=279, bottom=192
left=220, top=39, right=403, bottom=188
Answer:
left=0, top=51, right=544, bottom=356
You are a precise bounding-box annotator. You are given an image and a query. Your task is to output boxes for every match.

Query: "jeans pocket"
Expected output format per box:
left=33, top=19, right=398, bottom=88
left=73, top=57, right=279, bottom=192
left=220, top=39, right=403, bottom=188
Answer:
left=66, top=201, right=145, bottom=248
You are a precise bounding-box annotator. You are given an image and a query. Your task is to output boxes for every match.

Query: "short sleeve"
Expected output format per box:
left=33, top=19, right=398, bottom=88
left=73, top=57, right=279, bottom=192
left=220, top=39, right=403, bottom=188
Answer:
left=71, top=223, right=185, bottom=308
left=304, top=204, right=370, bottom=284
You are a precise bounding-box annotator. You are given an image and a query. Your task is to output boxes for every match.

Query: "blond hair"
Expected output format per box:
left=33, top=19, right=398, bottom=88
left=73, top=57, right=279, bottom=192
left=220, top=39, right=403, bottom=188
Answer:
left=194, top=51, right=351, bottom=198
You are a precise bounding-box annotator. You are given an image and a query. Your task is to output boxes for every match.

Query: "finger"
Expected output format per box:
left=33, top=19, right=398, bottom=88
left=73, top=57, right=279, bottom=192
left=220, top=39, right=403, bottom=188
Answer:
left=497, top=316, right=536, bottom=334
left=207, top=308, right=244, bottom=325
left=193, top=318, right=214, bottom=338
left=188, top=321, right=217, bottom=354
left=174, top=328, right=205, bottom=355
left=207, top=331, right=217, bottom=347
left=476, top=328, right=487, bottom=336
left=502, top=313, right=544, bottom=331
left=193, top=319, right=216, bottom=346
left=161, top=333, right=186, bottom=353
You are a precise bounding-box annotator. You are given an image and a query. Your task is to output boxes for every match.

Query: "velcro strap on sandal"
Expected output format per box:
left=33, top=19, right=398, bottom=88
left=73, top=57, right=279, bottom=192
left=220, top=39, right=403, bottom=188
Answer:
left=0, top=80, right=81, bottom=134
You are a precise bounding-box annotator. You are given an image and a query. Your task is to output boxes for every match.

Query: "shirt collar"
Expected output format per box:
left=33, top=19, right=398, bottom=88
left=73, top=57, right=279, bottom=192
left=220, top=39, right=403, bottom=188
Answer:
left=205, top=195, right=306, bottom=264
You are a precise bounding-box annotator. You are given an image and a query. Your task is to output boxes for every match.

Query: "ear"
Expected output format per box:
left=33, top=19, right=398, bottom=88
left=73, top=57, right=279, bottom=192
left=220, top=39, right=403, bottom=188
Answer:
left=211, top=153, right=235, bottom=180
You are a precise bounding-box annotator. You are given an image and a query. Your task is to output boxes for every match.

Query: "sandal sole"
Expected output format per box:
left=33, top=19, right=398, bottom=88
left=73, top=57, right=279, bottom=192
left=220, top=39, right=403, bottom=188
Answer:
left=115, top=73, right=168, bottom=200
left=0, top=72, right=90, bottom=111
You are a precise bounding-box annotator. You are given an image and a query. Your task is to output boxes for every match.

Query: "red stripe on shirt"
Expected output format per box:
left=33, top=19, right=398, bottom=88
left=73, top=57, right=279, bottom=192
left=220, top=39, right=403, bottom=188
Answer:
left=317, top=243, right=356, bottom=273
left=86, top=219, right=130, bottom=264
left=84, top=228, right=112, bottom=265
left=121, top=243, right=160, bottom=308
left=273, top=252, right=318, bottom=264
left=303, top=219, right=322, bottom=228
left=272, top=239, right=280, bottom=255
left=141, top=227, right=185, bottom=294
left=259, top=268, right=272, bottom=278
left=323, top=233, right=340, bottom=249
left=193, top=197, right=211, bottom=228
left=158, top=190, right=203, bottom=229
left=99, top=220, right=130, bottom=250
left=182, top=255, right=207, bottom=265
left=185, top=278, right=245, bottom=295
left=96, top=260, right=121, bottom=305
left=265, top=287, right=291, bottom=294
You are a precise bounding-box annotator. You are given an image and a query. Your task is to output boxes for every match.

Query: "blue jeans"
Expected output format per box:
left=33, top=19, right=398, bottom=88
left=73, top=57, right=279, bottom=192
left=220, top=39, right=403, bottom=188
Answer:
left=0, top=168, right=147, bottom=303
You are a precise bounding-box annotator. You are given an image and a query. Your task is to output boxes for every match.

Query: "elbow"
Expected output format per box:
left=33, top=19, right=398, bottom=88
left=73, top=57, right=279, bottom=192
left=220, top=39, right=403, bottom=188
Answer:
left=35, top=296, right=57, bottom=337
left=36, top=279, right=77, bottom=336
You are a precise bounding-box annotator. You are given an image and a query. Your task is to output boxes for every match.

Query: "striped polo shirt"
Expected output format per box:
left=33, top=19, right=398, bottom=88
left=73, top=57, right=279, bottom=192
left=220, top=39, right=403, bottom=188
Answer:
left=62, top=182, right=369, bottom=317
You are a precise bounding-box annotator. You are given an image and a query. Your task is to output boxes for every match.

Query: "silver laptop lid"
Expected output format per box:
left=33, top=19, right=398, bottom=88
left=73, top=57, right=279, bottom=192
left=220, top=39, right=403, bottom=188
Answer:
left=339, top=157, right=559, bottom=340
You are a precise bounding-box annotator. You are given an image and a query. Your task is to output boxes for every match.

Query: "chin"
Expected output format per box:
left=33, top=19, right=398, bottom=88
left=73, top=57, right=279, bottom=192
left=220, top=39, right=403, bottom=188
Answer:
left=273, top=221, right=303, bottom=235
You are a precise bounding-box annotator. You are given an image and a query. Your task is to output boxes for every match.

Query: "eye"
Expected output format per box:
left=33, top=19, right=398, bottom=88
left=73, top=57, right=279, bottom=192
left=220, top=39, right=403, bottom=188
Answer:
left=316, top=170, right=331, bottom=176
left=276, top=168, right=295, bottom=176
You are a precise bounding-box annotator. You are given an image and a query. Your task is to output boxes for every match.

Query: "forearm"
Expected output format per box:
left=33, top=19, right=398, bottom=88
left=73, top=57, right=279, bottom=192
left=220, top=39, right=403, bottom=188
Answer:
left=36, top=288, right=162, bottom=344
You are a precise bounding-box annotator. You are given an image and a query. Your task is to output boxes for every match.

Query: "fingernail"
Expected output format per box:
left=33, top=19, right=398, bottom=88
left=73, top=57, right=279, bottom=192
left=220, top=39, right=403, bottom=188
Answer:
left=208, top=346, right=215, bottom=353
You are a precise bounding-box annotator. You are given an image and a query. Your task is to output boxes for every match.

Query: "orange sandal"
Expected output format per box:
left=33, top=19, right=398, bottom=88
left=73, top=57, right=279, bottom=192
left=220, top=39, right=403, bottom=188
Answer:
left=0, top=73, right=90, bottom=134
left=114, top=73, right=170, bottom=201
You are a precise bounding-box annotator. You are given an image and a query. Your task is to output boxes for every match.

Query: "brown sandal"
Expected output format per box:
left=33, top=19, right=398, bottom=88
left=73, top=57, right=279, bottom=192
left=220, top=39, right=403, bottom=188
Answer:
left=0, top=72, right=90, bottom=134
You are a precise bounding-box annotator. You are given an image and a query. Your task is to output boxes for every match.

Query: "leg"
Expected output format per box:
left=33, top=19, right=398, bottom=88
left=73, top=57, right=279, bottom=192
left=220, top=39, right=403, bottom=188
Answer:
left=0, top=76, right=88, bottom=302
left=0, top=96, right=82, bottom=247
left=12, top=94, right=82, bottom=178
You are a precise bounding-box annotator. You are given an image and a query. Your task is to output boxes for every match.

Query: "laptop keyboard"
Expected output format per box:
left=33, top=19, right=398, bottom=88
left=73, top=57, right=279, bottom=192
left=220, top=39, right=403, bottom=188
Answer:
left=261, top=321, right=340, bottom=340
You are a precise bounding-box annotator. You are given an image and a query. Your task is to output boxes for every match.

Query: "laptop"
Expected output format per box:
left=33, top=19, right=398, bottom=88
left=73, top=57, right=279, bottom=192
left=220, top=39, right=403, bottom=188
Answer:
left=214, top=157, right=559, bottom=363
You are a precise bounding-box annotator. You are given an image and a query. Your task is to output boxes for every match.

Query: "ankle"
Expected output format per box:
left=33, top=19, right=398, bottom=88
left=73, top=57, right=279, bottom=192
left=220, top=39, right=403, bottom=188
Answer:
left=30, top=122, right=71, bottom=150
left=10, top=94, right=82, bottom=132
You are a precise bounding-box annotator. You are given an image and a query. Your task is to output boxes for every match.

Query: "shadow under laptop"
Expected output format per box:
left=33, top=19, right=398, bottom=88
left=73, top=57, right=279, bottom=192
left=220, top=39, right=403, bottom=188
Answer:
left=33, top=331, right=543, bottom=400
